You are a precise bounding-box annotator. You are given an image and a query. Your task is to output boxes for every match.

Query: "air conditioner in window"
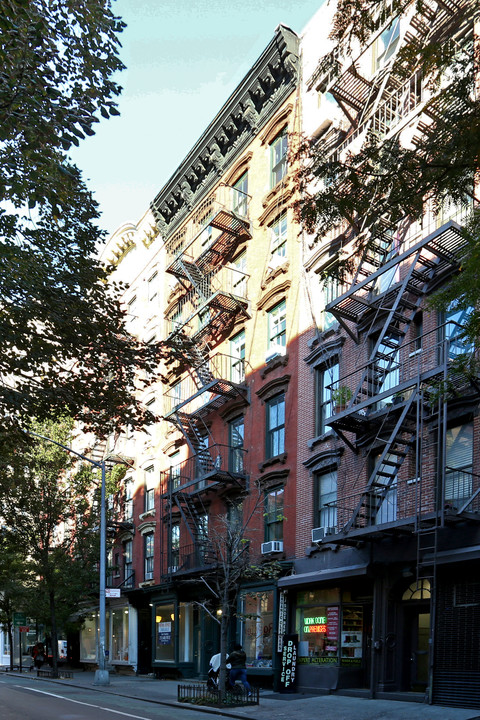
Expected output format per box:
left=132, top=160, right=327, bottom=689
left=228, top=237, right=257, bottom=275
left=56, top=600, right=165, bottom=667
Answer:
left=311, top=526, right=336, bottom=543
left=261, top=541, right=284, bottom=554
left=167, top=565, right=178, bottom=574
left=265, top=344, right=286, bottom=363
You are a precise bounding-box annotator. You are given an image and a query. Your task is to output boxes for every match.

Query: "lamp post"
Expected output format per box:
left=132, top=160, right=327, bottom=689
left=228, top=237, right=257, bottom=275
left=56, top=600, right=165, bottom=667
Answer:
left=27, top=431, right=110, bottom=686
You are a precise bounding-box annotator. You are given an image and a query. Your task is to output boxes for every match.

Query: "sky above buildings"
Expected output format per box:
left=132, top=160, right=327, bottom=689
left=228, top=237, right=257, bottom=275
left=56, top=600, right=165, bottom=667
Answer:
left=70, top=0, right=325, bottom=236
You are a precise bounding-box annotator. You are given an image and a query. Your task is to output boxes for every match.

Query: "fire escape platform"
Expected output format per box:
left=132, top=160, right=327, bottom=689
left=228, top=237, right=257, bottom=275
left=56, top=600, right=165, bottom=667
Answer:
left=318, top=508, right=472, bottom=547
left=330, top=64, right=373, bottom=112
left=164, top=378, right=246, bottom=419
left=166, top=208, right=251, bottom=279
left=327, top=220, right=463, bottom=326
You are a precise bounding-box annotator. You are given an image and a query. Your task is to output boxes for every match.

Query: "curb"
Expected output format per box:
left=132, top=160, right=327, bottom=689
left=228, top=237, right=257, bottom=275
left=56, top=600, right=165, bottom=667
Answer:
left=3, top=670, right=259, bottom=720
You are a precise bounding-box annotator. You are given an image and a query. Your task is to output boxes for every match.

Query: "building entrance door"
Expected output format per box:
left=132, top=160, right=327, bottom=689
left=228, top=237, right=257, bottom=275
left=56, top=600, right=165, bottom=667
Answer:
left=404, top=608, right=430, bottom=692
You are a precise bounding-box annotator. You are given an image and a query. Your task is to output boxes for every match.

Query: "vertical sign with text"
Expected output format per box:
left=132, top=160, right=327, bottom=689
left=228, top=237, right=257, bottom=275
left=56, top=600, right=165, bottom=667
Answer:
left=277, top=591, right=287, bottom=652
left=279, top=634, right=297, bottom=693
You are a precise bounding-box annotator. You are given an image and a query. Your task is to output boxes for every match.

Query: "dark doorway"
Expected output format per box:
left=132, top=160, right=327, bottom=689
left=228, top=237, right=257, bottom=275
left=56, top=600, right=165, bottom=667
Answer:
left=137, top=608, right=152, bottom=674
left=403, top=607, right=430, bottom=692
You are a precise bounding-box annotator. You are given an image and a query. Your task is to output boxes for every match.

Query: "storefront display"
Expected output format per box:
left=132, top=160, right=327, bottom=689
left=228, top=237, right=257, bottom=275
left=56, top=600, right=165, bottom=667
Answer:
left=295, top=588, right=340, bottom=664
left=155, top=602, right=175, bottom=662
left=240, top=591, right=274, bottom=668
left=341, top=606, right=363, bottom=665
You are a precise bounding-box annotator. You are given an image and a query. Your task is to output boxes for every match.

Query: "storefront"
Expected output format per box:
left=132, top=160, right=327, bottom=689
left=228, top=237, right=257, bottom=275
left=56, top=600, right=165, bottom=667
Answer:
left=278, top=562, right=372, bottom=692
left=79, top=602, right=137, bottom=671
left=239, top=587, right=275, bottom=671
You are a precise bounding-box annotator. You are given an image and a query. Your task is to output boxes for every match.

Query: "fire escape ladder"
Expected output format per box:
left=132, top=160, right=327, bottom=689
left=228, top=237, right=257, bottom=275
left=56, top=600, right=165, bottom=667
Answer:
left=349, top=251, right=425, bottom=408
left=177, top=258, right=211, bottom=302
left=173, top=491, right=207, bottom=546
left=343, top=391, right=417, bottom=532
left=172, top=410, right=213, bottom=458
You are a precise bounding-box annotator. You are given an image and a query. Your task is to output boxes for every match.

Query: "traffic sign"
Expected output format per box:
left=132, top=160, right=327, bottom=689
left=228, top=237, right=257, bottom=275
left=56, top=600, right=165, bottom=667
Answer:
left=19, top=626, right=29, bottom=633
left=13, top=612, right=27, bottom=627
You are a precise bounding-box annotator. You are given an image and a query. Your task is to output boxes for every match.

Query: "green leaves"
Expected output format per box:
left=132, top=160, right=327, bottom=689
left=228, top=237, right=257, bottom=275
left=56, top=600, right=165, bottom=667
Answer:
left=0, top=1, right=160, bottom=435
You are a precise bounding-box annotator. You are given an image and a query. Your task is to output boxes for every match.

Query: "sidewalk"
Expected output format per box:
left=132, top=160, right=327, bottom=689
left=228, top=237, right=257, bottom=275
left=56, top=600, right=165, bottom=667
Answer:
left=3, top=667, right=480, bottom=720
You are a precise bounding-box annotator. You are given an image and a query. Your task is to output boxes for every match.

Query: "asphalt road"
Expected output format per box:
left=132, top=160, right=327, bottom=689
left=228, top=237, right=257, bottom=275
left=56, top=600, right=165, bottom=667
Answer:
left=0, top=674, right=215, bottom=720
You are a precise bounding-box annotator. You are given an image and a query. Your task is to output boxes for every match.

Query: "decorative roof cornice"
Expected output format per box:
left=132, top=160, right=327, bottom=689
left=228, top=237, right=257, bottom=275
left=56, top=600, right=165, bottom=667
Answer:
left=150, top=25, right=299, bottom=238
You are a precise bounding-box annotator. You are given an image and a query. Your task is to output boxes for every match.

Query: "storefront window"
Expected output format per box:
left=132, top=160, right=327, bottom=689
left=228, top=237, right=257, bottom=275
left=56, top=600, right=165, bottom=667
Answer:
left=155, top=602, right=175, bottom=662
left=296, top=588, right=341, bottom=665
left=178, top=603, right=193, bottom=663
left=341, top=606, right=363, bottom=665
left=80, top=614, right=97, bottom=662
left=240, top=591, right=274, bottom=668
left=112, top=607, right=129, bottom=662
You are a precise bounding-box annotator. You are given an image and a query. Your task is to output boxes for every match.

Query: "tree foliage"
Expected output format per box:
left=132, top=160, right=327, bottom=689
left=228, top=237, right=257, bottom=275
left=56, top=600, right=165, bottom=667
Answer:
left=299, top=0, right=480, bottom=342
left=0, top=0, right=159, bottom=436
left=0, top=417, right=102, bottom=675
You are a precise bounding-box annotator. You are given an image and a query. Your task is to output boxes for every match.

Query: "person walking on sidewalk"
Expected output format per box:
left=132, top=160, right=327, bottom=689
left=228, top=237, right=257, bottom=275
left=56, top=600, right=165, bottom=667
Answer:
left=228, top=643, right=251, bottom=695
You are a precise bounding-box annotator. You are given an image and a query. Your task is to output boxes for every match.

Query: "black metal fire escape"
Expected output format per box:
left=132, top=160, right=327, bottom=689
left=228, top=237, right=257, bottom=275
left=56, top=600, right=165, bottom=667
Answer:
left=161, top=188, right=251, bottom=572
left=326, top=220, right=465, bottom=537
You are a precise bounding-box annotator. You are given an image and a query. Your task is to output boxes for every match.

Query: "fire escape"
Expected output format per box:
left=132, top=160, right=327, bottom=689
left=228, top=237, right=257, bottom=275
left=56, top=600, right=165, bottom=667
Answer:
left=312, top=0, right=477, bottom=549
left=161, top=184, right=251, bottom=577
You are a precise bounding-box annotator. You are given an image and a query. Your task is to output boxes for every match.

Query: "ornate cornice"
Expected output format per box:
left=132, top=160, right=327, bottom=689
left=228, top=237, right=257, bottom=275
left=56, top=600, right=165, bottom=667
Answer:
left=150, top=25, right=299, bottom=238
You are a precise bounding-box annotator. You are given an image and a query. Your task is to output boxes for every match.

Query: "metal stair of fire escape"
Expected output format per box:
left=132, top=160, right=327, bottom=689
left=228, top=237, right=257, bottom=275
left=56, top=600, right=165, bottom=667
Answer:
left=343, top=392, right=417, bottom=532
left=329, top=221, right=464, bottom=436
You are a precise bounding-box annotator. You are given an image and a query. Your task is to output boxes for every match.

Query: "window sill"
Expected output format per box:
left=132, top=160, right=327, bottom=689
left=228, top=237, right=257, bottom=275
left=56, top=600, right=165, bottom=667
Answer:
left=139, top=509, right=156, bottom=521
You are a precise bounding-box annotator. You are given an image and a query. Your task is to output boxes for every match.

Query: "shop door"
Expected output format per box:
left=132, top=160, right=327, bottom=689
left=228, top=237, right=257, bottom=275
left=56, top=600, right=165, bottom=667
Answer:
left=137, top=608, right=152, bottom=675
left=405, top=609, right=430, bottom=692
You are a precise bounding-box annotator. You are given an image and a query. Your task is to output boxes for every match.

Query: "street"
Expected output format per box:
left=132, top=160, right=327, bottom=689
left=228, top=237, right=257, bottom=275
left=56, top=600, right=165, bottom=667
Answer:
left=0, top=675, right=218, bottom=720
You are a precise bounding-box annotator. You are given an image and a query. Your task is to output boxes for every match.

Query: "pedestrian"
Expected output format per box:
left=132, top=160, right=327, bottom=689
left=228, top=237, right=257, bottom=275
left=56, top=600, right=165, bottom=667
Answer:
left=228, top=643, right=251, bottom=695
left=33, top=642, right=45, bottom=670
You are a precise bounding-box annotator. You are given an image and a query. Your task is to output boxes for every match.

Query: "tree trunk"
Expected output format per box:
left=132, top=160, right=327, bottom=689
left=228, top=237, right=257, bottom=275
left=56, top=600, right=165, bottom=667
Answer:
left=49, top=590, right=58, bottom=678
left=7, top=622, right=13, bottom=671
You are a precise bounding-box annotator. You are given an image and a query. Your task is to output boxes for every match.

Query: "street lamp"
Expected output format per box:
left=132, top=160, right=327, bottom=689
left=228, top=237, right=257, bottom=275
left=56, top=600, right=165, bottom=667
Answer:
left=27, top=431, right=114, bottom=686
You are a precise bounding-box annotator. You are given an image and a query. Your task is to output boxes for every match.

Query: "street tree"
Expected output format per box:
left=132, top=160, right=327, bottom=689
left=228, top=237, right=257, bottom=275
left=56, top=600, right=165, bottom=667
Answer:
left=0, top=417, right=107, bottom=677
left=0, top=0, right=160, bottom=437
left=189, top=488, right=281, bottom=701
left=298, top=0, right=480, bottom=345
left=0, top=534, right=33, bottom=670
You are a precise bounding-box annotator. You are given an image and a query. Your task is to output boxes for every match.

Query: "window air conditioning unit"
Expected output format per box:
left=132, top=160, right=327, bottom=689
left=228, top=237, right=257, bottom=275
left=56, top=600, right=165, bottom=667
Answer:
left=167, top=566, right=178, bottom=574
left=311, top=526, right=336, bottom=543
left=265, top=344, right=286, bottom=363
left=261, top=541, right=284, bottom=554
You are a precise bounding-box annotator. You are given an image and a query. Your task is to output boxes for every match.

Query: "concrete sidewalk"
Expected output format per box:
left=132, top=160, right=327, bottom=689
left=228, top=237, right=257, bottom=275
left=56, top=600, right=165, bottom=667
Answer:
left=2, top=667, right=480, bottom=720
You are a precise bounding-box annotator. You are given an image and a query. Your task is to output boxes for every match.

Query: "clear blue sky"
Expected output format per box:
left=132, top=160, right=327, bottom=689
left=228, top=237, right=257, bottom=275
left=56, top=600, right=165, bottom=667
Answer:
left=71, top=0, right=324, bottom=236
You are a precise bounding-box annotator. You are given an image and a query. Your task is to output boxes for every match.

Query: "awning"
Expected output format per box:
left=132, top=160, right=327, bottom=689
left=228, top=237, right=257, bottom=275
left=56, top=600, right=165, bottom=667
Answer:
left=278, top=563, right=369, bottom=588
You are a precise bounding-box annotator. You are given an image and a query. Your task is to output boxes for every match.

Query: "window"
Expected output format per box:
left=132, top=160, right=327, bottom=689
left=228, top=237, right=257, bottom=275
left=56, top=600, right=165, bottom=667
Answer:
left=375, top=17, right=400, bottom=70
left=124, top=539, right=133, bottom=587
left=169, top=450, right=181, bottom=490
left=264, top=487, right=284, bottom=541
left=411, top=312, right=423, bottom=354
left=270, top=214, right=287, bottom=260
left=170, top=523, right=180, bottom=570
left=144, top=532, right=154, bottom=580
left=240, top=591, right=274, bottom=668
left=266, top=393, right=285, bottom=458
left=315, top=470, right=337, bottom=530
left=268, top=300, right=286, bottom=352
left=147, top=272, right=158, bottom=302
left=196, top=514, right=209, bottom=565
left=144, top=465, right=155, bottom=512
left=315, top=362, right=339, bottom=435
left=232, top=252, right=247, bottom=297
left=270, top=128, right=288, bottom=187
left=372, top=453, right=398, bottom=524
left=442, top=305, right=474, bottom=360
left=229, top=416, right=244, bottom=474
left=155, top=602, right=175, bottom=662
left=124, top=478, right=133, bottom=521
left=445, top=422, right=473, bottom=506
left=230, top=330, right=245, bottom=383
left=232, top=172, right=248, bottom=216
left=322, top=278, right=341, bottom=331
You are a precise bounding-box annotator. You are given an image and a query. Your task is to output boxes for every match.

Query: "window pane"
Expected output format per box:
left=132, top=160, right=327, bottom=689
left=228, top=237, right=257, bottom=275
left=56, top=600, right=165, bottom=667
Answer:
left=270, top=129, right=288, bottom=187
